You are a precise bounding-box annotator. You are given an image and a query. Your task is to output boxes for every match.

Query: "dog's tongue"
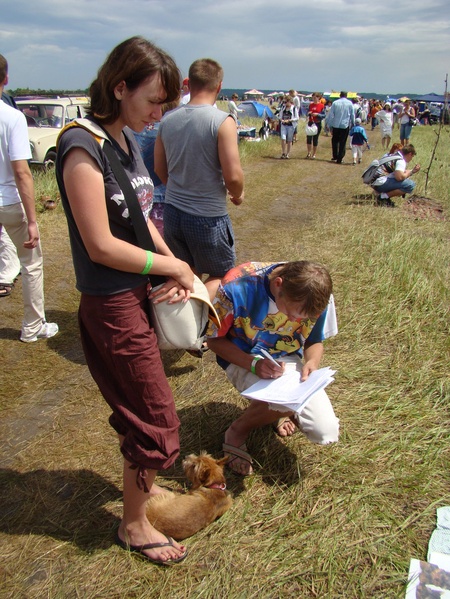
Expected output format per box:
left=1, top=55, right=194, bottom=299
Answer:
left=207, top=482, right=226, bottom=490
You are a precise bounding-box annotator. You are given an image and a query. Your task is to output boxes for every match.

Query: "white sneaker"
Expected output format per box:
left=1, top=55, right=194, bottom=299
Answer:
left=20, top=321, right=59, bottom=343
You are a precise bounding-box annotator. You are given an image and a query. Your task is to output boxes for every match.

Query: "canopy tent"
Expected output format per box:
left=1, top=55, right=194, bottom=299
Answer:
left=327, top=91, right=359, bottom=99
left=415, top=93, right=446, bottom=103
left=237, top=101, right=274, bottom=119
left=243, top=89, right=265, bottom=99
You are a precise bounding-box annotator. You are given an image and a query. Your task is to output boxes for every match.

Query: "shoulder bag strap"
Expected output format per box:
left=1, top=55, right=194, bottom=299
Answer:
left=101, top=140, right=166, bottom=287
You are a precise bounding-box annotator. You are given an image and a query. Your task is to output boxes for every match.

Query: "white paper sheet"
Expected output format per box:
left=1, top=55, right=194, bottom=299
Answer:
left=241, top=366, right=336, bottom=413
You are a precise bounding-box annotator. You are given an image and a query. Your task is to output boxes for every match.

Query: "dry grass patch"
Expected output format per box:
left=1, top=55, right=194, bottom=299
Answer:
left=0, top=122, right=449, bottom=598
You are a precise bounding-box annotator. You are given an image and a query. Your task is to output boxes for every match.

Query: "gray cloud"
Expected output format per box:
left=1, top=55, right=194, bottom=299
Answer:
left=1, top=0, right=449, bottom=94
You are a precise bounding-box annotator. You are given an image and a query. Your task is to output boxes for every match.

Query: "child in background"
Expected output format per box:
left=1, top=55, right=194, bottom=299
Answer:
left=376, top=104, right=393, bottom=150
left=349, top=118, right=369, bottom=165
left=323, top=100, right=332, bottom=136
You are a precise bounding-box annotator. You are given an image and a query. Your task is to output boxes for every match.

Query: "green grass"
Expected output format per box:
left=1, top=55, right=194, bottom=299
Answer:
left=0, top=120, right=449, bottom=598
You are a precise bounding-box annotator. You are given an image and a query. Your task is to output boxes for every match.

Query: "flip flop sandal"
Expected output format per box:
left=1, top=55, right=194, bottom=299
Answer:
left=115, top=531, right=188, bottom=565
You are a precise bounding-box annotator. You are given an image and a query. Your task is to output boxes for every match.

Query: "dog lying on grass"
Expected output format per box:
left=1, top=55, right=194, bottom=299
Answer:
left=146, top=452, right=233, bottom=540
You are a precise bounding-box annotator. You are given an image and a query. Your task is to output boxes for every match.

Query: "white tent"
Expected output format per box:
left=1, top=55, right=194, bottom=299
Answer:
left=244, top=89, right=265, bottom=100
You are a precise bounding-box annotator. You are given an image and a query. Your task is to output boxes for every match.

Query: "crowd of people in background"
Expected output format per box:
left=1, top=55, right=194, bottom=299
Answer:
left=224, top=89, right=424, bottom=207
left=240, top=89, right=440, bottom=171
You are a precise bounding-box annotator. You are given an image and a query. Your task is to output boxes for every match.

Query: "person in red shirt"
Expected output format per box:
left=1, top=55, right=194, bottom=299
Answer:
left=370, top=101, right=381, bottom=130
left=306, top=93, right=325, bottom=159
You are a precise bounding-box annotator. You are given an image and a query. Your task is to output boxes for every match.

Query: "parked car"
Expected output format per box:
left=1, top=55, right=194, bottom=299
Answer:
left=16, top=96, right=90, bottom=168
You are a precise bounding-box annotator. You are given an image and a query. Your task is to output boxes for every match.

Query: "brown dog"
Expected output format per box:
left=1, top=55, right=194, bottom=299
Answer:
left=146, top=452, right=232, bottom=540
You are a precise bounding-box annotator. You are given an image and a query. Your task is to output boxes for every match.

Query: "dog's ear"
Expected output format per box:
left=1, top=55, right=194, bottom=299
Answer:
left=182, top=453, right=197, bottom=467
left=182, top=454, right=197, bottom=477
left=217, top=456, right=229, bottom=466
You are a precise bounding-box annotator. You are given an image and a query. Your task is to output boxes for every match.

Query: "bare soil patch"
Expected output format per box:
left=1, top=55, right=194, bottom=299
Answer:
left=403, top=194, right=446, bottom=221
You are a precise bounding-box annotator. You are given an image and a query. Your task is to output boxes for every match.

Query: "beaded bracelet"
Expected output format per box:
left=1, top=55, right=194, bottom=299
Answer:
left=140, top=250, right=154, bottom=275
left=250, top=356, right=263, bottom=375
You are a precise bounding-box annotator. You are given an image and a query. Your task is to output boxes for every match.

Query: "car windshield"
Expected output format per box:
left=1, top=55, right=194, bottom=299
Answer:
left=18, top=104, right=64, bottom=128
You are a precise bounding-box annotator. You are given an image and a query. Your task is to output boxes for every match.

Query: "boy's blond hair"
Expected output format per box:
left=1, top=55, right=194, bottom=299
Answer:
left=270, top=261, right=332, bottom=317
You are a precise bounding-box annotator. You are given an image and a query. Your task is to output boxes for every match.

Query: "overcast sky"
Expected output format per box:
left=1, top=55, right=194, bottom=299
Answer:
left=2, top=0, right=449, bottom=95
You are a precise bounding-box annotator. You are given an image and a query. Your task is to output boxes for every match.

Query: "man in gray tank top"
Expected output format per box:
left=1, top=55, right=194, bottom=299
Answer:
left=155, top=58, right=244, bottom=300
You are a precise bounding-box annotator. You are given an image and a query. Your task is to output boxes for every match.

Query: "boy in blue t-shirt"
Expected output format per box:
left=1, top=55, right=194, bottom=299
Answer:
left=206, top=261, right=339, bottom=475
left=349, top=117, right=369, bottom=165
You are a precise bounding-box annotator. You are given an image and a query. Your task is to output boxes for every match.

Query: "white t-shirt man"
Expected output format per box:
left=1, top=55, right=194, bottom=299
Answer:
left=0, top=99, right=32, bottom=206
left=373, top=151, right=405, bottom=186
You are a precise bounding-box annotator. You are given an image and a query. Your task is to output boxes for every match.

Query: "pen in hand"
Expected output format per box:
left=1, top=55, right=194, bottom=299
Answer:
left=259, top=349, right=285, bottom=379
left=260, top=348, right=279, bottom=365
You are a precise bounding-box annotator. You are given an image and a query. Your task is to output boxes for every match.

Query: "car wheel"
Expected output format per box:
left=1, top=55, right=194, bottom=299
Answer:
left=44, top=150, right=57, bottom=170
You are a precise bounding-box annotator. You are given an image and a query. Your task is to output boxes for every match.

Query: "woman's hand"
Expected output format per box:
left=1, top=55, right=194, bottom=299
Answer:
left=149, top=260, right=194, bottom=305
left=149, top=277, right=192, bottom=305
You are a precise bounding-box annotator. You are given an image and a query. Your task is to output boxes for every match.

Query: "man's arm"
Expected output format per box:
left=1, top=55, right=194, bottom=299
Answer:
left=11, top=159, right=39, bottom=249
left=394, top=163, right=420, bottom=182
left=349, top=103, right=355, bottom=128
left=325, top=103, right=334, bottom=128
left=218, top=117, right=244, bottom=205
left=154, top=136, right=168, bottom=185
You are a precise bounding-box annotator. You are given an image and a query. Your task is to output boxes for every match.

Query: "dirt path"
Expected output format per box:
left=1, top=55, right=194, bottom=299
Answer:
left=0, top=125, right=443, bottom=470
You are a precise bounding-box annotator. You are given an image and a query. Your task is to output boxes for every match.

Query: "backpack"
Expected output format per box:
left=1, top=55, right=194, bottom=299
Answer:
left=361, top=155, right=401, bottom=185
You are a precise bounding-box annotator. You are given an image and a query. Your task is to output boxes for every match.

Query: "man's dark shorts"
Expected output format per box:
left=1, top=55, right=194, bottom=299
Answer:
left=164, top=204, right=236, bottom=277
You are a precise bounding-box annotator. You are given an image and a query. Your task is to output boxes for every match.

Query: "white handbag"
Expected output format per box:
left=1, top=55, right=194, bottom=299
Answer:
left=149, top=275, right=220, bottom=351
left=305, top=122, right=318, bottom=136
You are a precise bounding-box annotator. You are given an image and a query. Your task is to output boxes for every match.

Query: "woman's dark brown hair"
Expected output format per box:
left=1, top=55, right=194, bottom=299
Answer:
left=88, top=36, right=181, bottom=124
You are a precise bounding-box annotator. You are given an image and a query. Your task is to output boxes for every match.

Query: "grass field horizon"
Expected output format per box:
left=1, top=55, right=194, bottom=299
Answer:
left=1, top=116, right=449, bottom=598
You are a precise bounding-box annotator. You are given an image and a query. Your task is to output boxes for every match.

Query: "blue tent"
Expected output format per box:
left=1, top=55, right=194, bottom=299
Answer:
left=237, top=101, right=274, bottom=119
left=415, top=93, right=446, bottom=103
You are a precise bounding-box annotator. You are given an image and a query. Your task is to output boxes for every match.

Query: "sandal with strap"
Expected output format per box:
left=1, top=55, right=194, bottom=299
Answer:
left=223, top=442, right=254, bottom=476
left=272, top=416, right=299, bottom=437
left=0, top=283, right=13, bottom=298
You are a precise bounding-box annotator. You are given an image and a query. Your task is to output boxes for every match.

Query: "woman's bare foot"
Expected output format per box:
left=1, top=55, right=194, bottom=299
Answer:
left=117, top=520, right=187, bottom=563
